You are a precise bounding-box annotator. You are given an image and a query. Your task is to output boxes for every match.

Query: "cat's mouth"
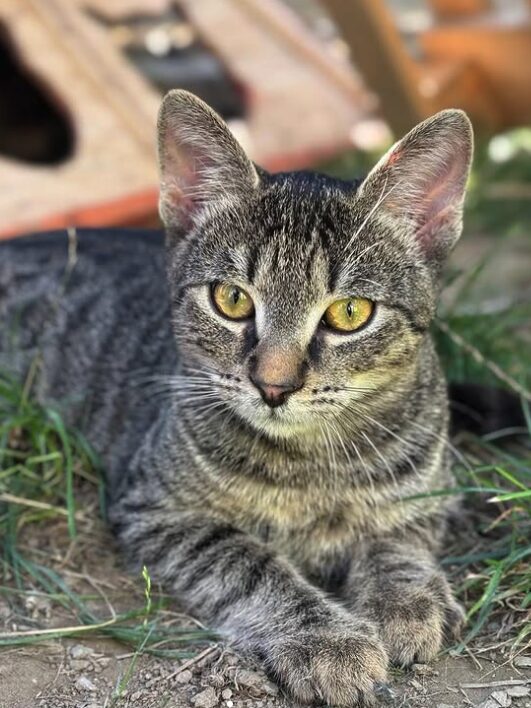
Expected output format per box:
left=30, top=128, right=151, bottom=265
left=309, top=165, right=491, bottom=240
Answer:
left=240, top=397, right=320, bottom=440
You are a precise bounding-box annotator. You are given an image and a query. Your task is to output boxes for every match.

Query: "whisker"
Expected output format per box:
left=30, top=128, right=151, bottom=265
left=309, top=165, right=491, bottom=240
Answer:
left=360, top=429, right=401, bottom=499
left=354, top=409, right=422, bottom=480
left=328, top=399, right=422, bottom=483
left=329, top=403, right=376, bottom=493
left=342, top=177, right=390, bottom=255
left=409, top=419, right=472, bottom=473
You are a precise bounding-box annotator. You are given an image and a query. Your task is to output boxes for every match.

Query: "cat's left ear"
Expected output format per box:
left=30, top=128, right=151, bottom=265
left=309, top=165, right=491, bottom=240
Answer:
left=157, top=90, right=260, bottom=235
left=356, top=109, right=473, bottom=263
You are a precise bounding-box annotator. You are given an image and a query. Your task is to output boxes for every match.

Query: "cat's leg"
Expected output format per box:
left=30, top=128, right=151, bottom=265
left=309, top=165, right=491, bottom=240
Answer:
left=342, top=538, right=464, bottom=666
left=111, top=507, right=388, bottom=706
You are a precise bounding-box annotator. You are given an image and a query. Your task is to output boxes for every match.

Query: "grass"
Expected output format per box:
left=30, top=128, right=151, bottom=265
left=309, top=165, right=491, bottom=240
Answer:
left=440, top=429, right=531, bottom=652
left=0, top=129, right=530, bottom=665
left=0, top=370, right=214, bottom=659
left=429, top=131, right=530, bottom=654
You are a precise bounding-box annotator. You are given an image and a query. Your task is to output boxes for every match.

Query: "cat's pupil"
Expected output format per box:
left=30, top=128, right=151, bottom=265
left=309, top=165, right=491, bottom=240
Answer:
left=231, top=288, right=240, bottom=305
left=346, top=300, right=354, bottom=319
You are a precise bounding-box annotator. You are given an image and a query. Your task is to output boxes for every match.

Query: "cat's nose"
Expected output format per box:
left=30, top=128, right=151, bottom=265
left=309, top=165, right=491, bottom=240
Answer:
left=249, top=375, right=303, bottom=408
left=249, top=345, right=306, bottom=407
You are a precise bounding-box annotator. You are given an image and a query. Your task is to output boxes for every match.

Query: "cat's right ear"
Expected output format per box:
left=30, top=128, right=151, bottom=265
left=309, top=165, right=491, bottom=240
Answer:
left=157, top=90, right=259, bottom=234
left=354, top=109, right=473, bottom=266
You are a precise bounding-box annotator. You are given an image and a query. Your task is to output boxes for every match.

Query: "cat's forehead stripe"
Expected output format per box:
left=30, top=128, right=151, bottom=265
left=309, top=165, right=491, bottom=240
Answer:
left=252, top=229, right=329, bottom=300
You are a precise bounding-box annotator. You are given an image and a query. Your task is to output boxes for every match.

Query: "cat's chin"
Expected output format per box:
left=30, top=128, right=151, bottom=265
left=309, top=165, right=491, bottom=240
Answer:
left=240, top=402, right=320, bottom=441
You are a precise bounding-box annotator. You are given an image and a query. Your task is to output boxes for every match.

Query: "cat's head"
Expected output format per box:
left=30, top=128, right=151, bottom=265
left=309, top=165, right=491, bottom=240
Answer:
left=157, top=90, right=473, bottom=439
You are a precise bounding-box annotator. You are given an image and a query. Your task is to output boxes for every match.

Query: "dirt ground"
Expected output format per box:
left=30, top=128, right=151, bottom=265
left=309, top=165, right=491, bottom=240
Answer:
left=1, top=493, right=530, bottom=708
left=1, top=636, right=530, bottom=708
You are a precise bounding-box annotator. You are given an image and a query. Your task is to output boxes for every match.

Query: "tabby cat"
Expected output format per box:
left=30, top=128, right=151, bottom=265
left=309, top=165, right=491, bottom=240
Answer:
left=0, top=91, right=473, bottom=706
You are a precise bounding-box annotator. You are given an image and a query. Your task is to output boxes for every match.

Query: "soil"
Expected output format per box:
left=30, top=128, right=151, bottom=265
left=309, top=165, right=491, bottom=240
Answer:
left=0, top=497, right=529, bottom=708
left=1, top=639, right=530, bottom=708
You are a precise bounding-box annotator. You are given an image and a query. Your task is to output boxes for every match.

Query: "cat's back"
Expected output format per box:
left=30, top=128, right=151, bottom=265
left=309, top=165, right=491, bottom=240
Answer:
left=0, top=229, right=177, bottom=468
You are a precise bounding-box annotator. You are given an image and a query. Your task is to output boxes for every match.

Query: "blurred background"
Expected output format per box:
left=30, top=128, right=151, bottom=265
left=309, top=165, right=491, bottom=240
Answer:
left=0, top=0, right=529, bottom=355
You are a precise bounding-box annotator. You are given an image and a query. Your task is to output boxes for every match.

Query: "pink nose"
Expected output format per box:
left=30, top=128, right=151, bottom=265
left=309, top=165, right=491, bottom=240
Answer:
left=250, top=377, right=302, bottom=408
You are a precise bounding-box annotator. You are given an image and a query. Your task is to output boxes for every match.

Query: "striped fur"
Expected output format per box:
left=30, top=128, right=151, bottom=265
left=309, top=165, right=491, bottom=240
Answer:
left=0, top=92, right=473, bottom=706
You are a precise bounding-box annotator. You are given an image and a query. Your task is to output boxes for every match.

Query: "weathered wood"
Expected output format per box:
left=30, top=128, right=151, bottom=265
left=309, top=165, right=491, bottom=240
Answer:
left=427, top=0, right=491, bottom=19
left=418, top=58, right=501, bottom=128
left=0, top=0, right=161, bottom=238
left=175, top=0, right=375, bottom=169
left=322, top=0, right=427, bottom=136
left=421, top=19, right=531, bottom=125
left=1, top=0, right=379, bottom=238
left=79, top=0, right=171, bottom=21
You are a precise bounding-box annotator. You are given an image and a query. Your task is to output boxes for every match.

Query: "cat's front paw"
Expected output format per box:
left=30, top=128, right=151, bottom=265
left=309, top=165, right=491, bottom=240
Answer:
left=378, top=575, right=464, bottom=666
left=264, top=621, right=388, bottom=706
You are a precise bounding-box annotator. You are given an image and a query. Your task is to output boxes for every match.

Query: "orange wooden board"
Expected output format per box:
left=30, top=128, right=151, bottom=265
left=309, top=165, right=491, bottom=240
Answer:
left=421, top=19, right=531, bottom=125
left=0, top=0, right=161, bottom=238
left=0, top=0, right=376, bottom=239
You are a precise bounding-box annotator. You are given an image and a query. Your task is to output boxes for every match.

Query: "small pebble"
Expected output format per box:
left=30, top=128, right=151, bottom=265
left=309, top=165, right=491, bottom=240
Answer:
left=75, top=675, right=97, bottom=692
left=491, top=690, right=511, bottom=707
left=221, top=689, right=232, bottom=700
left=70, top=644, right=94, bottom=659
left=175, top=669, right=193, bottom=684
left=408, top=678, right=424, bottom=691
left=192, top=686, right=218, bottom=708
left=507, top=686, right=530, bottom=698
left=235, top=669, right=262, bottom=689
left=412, top=663, right=431, bottom=676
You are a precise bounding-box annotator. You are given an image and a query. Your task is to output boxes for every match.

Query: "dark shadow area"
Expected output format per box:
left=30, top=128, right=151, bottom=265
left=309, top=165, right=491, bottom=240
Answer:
left=90, top=7, right=246, bottom=120
left=0, top=23, right=74, bottom=165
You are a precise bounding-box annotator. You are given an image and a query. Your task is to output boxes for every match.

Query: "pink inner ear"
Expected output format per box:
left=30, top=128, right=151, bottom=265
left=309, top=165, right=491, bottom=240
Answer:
left=419, top=157, right=466, bottom=227
left=161, top=133, right=207, bottom=220
left=414, top=154, right=468, bottom=255
left=416, top=204, right=457, bottom=255
left=386, top=146, right=403, bottom=167
left=384, top=142, right=468, bottom=230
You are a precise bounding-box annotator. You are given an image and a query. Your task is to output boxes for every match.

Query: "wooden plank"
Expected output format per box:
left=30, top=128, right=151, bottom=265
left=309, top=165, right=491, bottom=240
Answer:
left=322, top=0, right=427, bottom=135
left=238, top=0, right=368, bottom=105
left=32, top=0, right=160, bottom=150
left=421, top=20, right=531, bottom=125
left=427, top=0, right=491, bottom=19
left=418, top=58, right=501, bottom=128
left=0, top=0, right=160, bottom=238
left=176, top=0, right=375, bottom=168
left=0, top=0, right=380, bottom=239
left=79, top=0, right=171, bottom=21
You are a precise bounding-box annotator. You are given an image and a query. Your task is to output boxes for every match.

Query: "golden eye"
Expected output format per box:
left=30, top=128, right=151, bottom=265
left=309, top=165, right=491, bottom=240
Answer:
left=212, top=283, right=254, bottom=320
left=323, top=297, right=374, bottom=332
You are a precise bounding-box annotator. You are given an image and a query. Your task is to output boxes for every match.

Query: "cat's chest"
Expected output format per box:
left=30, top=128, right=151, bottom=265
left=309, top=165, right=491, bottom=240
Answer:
left=208, top=473, right=401, bottom=561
